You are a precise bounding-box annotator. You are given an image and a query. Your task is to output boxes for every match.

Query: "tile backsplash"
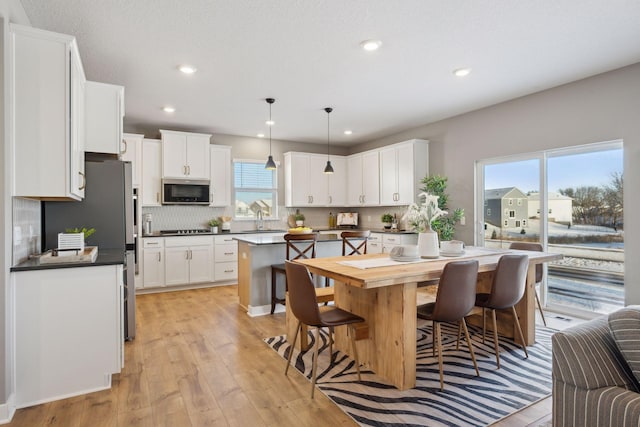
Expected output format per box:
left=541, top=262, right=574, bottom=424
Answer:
left=13, top=197, right=41, bottom=265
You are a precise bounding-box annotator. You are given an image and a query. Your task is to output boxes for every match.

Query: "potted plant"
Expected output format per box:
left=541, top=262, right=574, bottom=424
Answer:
left=381, top=213, right=394, bottom=229
left=420, top=174, right=464, bottom=242
left=208, top=218, right=220, bottom=234
left=294, top=213, right=305, bottom=227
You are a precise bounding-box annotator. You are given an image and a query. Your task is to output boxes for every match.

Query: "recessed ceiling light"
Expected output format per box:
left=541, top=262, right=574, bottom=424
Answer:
left=178, top=65, right=197, bottom=74
left=344, top=130, right=353, bottom=135
left=265, top=120, right=275, bottom=126
left=453, top=68, right=471, bottom=77
left=257, top=133, right=265, bottom=138
left=360, top=39, right=382, bottom=51
left=163, top=106, right=176, bottom=113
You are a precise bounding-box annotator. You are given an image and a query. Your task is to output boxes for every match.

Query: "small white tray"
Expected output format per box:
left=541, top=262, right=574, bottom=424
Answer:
left=39, top=246, right=98, bottom=264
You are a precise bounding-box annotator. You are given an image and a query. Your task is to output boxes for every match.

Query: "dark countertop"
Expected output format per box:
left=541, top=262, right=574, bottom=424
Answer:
left=11, top=248, right=125, bottom=272
left=234, top=233, right=343, bottom=245
left=141, top=230, right=288, bottom=238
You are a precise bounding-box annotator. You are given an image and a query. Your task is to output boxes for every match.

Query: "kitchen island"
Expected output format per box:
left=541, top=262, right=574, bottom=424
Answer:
left=235, top=233, right=343, bottom=316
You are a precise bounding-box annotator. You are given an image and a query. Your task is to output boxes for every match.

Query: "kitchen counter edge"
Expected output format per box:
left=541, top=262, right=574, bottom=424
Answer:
left=11, top=248, right=125, bottom=272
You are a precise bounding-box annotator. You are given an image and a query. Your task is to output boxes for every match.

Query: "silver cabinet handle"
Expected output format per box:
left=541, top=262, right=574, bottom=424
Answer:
left=147, top=242, right=158, bottom=246
left=224, top=252, right=234, bottom=255
left=121, top=139, right=128, bottom=155
left=224, top=269, right=234, bottom=273
left=79, top=172, right=86, bottom=190
left=157, top=252, right=161, bottom=262
left=329, top=195, right=332, bottom=204
left=187, top=165, right=191, bottom=175
left=156, top=192, right=160, bottom=203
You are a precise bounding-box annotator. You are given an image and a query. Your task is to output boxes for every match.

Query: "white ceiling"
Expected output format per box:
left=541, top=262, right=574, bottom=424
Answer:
left=19, top=0, right=640, bottom=146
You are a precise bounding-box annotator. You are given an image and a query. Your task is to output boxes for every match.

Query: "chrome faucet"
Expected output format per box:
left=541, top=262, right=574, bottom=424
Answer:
left=256, top=209, right=264, bottom=230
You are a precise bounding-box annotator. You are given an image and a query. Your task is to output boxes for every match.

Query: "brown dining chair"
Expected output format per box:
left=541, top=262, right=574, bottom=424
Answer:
left=416, top=260, right=480, bottom=390
left=284, top=261, right=364, bottom=398
left=341, top=230, right=370, bottom=256
left=509, top=242, right=547, bottom=326
left=271, top=233, right=319, bottom=314
left=475, top=254, right=529, bottom=369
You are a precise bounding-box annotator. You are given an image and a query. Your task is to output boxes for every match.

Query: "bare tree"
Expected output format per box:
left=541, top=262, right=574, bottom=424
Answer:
left=559, top=186, right=603, bottom=225
left=603, top=172, right=623, bottom=229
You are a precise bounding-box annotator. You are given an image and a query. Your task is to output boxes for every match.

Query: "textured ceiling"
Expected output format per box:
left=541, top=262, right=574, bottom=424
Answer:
left=19, top=0, right=640, bottom=145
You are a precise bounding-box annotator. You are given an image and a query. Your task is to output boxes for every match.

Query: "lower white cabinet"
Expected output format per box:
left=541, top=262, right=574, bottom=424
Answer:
left=13, top=264, right=123, bottom=407
left=164, top=236, right=213, bottom=285
left=368, top=233, right=383, bottom=254
left=142, top=238, right=164, bottom=288
left=381, top=233, right=418, bottom=253
left=214, top=235, right=238, bottom=281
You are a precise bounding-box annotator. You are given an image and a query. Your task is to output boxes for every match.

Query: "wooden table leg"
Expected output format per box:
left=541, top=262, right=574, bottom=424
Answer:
left=515, top=265, right=536, bottom=346
left=333, top=281, right=417, bottom=390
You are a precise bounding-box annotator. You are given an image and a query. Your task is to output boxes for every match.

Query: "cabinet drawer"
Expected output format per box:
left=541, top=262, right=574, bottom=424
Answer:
left=368, top=233, right=383, bottom=243
left=215, top=244, right=238, bottom=261
left=382, top=234, right=402, bottom=245
left=164, top=236, right=212, bottom=247
left=143, top=238, right=164, bottom=248
left=214, top=235, right=236, bottom=245
left=215, top=262, right=238, bottom=281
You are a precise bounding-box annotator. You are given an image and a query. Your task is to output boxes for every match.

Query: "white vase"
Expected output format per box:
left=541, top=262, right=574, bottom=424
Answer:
left=418, top=227, right=439, bottom=259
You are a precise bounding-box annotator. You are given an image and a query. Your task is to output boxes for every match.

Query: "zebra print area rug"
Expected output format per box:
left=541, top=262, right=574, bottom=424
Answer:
left=265, top=321, right=553, bottom=427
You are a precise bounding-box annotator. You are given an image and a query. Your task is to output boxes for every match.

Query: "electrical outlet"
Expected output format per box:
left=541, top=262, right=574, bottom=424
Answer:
left=460, top=216, right=466, bottom=226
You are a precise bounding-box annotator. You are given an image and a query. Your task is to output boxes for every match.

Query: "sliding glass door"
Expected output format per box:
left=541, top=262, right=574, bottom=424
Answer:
left=476, top=141, right=624, bottom=318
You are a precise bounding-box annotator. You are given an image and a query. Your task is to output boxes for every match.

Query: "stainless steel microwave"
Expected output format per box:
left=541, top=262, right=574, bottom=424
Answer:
left=162, top=179, right=210, bottom=205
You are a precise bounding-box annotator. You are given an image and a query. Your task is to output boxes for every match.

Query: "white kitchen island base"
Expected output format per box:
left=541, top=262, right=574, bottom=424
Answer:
left=12, top=264, right=123, bottom=408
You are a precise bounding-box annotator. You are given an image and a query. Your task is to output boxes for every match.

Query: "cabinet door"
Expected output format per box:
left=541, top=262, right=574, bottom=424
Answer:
left=395, top=143, right=415, bottom=204
left=347, top=154, right=363, bottom=206
left=188, top=245, right=214, bottom=283
left=361, top=151, right=380, bottom=205
left=368, top=233, right=383, bottom=254
left=69, top=42, right=86, bottom=199
left=141, top=139, right=162, bottom=206
left=379, top=146, right=398, bottom=205
left=84, top=82, right=124, bottom=155
left=285, top=152, right=311, bottom=207
left=122, top=134, right=143, bottom=188
left=162, top=132, right=188, bottom=178
left=308, top=155, right=328, bottom=205
left=327, top=156, right=347, bottom=206
left=210, top=146, right=231, bottom=206
left=185, top=134, right=211, bottom=179
left=164, top=247, right=190, bottom=286
left=142, top=248, right=164, bottom=287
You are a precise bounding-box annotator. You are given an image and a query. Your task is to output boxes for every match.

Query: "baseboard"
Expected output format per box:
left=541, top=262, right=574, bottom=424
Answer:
left=0, top=393, right=16, bottom=425
left=248, top=304, right=284, bottom=317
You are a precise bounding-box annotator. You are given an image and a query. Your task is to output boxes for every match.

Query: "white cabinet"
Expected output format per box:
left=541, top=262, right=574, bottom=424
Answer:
left=368, top=233, right=383, bottom=254
left=381, top=233, right=418, bottom=253
left=122, top=133, right=143, bottom=188
left=164, top=236, right=213, bottom=285
left=85, top=81, right=124, bottom=155
left=380, top=139, right=429, bottom=206
left=214, top=235, right=238, bottom=281
left=13, top=265, right=123, bottom=407
left=142, top=238, right=164, bottom=288
left=210, top=145, right=231, bottom=207
left=284, top=152, right=346, bottom=207
left=160, top=130, right=211, bottom=179
left=141, top=138, right=162, bottom=206
left=12, top=24, right=86, bottom=200
left=347, top=150, right=380, bottom=206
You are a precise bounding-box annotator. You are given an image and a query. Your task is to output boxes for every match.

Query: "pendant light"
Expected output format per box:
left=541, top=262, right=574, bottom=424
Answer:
left=323, top=107, right=334, bottom=174
left=264, top=98, right=277, bottom=170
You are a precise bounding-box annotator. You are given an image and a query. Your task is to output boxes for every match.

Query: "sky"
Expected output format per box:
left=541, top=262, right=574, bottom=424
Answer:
left=484, top=148, right=623, bottom=193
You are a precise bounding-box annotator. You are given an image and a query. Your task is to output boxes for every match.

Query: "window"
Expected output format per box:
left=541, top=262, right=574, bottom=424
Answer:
left=522, top=219, right=527, bottom=227
left=509, top=210, right=516, bottom=218
left=503, top=220, right=509, bottom=227
left=517, top=199, right=523, bottom=206
left=515, top=220, right=521, bottom=227
left=487, top=208, right=491, bottom=216
left=508, top=199, right=514, bottom=205
left=233, top=160, right=277, bottom=219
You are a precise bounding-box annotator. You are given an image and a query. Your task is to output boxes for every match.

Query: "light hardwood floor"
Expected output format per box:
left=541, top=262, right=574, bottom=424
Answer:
left=7, top=285, right=551, bottom=426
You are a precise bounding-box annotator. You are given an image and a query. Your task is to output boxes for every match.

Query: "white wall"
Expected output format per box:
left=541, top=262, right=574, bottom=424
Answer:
left=351, top=63, right=640, bottom=305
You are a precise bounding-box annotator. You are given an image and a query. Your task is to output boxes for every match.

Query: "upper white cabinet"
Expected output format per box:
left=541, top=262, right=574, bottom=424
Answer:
left=160, top=130, right=210, bottom=180
left=379, top=139, right=429, bottom=205
left=12, top=24, right=86, bottom=200
left=85, top=81, right=124, bottom=155
left=284, top=152, right=346, bottom=207
left=141, top=138, right=162, bottom=206
left=209, top=145, right=231, bottom=207
left=121, top=133, right=143, bottom=188
left=347, top=151, right=380, bottom=206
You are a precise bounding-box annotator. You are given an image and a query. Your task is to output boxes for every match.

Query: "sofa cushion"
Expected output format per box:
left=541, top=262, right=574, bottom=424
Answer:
left=608, top=305, right=640, bottom=387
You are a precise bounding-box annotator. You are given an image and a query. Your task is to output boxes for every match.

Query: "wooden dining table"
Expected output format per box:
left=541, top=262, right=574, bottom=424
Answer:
left=294, top=247, right=562, bottom=390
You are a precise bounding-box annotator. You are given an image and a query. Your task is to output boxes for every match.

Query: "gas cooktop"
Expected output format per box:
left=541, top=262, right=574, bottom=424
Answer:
left=159, top=229, right=210, bottom=235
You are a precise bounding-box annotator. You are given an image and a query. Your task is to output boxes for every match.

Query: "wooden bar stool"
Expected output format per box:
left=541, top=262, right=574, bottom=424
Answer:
left=271, top=233, right=318, bottom=314
left=341, top=230, right=370, bottom=256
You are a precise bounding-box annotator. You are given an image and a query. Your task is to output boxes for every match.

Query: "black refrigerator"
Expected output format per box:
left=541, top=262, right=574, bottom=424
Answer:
left=42, top=158, right=136, bottom=340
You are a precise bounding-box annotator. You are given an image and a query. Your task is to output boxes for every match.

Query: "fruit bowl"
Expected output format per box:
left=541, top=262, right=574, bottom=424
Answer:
left=288, top=227, right=313, bottom=234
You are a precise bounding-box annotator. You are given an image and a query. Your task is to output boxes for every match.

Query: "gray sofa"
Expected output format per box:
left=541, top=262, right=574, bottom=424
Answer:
left=552, top=306, right=640, bottom=426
